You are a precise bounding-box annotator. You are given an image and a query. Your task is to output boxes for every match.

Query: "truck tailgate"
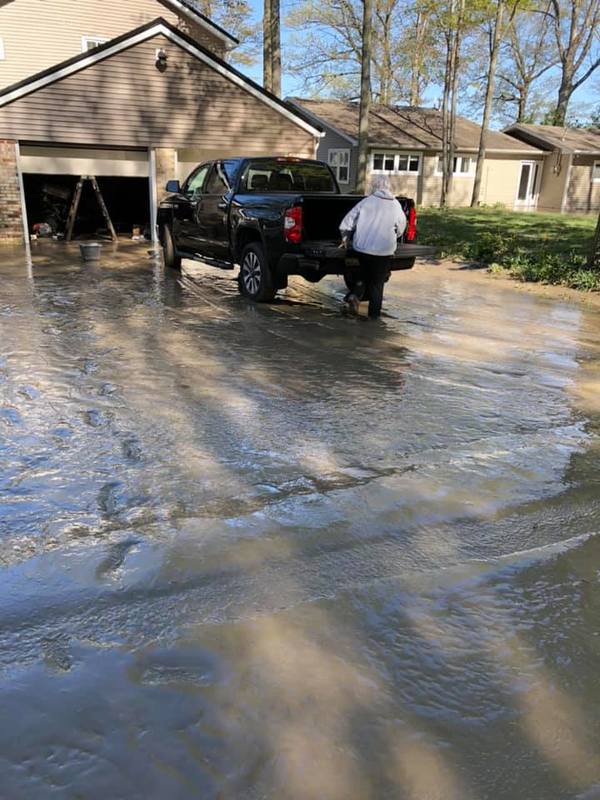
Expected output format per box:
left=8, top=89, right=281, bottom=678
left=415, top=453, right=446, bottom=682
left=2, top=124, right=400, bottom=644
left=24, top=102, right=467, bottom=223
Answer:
left=302, top=242, right=436, bottom=261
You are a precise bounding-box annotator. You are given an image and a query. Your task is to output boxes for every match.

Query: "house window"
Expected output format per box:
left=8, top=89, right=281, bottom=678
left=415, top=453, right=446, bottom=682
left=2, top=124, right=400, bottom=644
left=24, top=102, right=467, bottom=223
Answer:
left=372, top=152, right=420, bottom=174
left=593, top=161, right=600, bottom=182
left=81, top=36, right=109, bottom=52
left=328, top=149, right=350, bottom=184
left=436, top=155, right=475, bottom=176
left=0, top=37, right=5, bottom=61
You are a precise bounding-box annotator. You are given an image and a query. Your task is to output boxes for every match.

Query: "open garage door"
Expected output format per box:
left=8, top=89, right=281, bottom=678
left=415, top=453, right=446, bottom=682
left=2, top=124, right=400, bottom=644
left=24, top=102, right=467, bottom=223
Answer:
left=20, top=146, right=151, bottom=240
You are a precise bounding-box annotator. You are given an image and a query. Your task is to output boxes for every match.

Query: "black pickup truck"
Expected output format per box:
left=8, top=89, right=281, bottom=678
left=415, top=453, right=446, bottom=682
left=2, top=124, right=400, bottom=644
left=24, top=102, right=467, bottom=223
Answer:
left=157, top=156, right=433, bottom=302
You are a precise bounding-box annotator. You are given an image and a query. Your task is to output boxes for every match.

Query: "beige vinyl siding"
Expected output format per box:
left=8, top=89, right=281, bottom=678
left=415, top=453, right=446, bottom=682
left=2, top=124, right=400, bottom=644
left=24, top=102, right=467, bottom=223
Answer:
left=480, top=154, right=543, bottom=208
left=0, top=0, right=226, bottom=89
left=564, top=154, right=600, bottom=213
left=19, top=145, right=149, bottom=176
left=0, top=36, right=317, bottom=156
left=536, top=154, right=570, bottom=213
left=419, top=153, right=475, bottom=207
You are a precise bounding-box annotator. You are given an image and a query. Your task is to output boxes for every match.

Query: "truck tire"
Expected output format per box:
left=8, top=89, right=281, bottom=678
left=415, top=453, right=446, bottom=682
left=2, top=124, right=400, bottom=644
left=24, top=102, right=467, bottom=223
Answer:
left=239, top=243, right=276, bottom=302
left=162, top=225, right=182, bottom=271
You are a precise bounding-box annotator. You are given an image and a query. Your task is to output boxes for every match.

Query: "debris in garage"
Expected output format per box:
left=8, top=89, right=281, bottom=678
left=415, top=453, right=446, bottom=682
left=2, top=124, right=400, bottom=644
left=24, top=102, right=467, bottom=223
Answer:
left=22, top=174, right=150, bottom=241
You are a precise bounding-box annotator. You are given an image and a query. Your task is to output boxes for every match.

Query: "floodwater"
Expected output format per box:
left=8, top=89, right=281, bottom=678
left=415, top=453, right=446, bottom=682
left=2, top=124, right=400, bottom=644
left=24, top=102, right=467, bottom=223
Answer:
left=1, top=241, right=600, bottom=800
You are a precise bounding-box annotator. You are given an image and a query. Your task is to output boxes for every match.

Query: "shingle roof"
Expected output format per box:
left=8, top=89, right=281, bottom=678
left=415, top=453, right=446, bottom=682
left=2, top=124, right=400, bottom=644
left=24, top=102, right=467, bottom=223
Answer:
left=503, top=123, right=600, bottom=154
left=288, top=98, right=543, bottom=153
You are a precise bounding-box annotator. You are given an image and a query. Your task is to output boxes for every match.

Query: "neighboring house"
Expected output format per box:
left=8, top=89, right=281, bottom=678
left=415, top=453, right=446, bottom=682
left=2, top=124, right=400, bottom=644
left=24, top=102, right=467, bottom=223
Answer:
left=504, top=124, right=600, bottom=214
left=288, top=98, right=546, bottom=211
left=0, top=2, right=322, bottom=245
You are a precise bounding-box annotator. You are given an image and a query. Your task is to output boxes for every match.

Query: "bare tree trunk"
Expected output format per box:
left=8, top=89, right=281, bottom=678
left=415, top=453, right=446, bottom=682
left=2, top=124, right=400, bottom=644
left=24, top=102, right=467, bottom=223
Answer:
left=357, top=0, right=373, bottom=193
left=471, top=0, right=504, bottom=207
left=516, top=83, right=529, bottom=121
left=588, top=209, right=600, bottom=269
left=263, top=0, right=272, bottom=92
left=447, top=16, right=461, bottom=204
left=440, top=30, right=453, bottom=207
left=409, top=9, right=429, bottom=105
left=271, top=0, right=281, bottom=97
left=552, top=71, right=573, bottom=125
left=380, top=15, right=393, bottom=103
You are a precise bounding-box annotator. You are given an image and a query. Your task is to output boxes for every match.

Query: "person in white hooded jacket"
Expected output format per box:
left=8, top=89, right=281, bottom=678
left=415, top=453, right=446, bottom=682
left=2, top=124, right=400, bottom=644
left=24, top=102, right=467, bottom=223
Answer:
left=339, top=175, right=407, bottom=318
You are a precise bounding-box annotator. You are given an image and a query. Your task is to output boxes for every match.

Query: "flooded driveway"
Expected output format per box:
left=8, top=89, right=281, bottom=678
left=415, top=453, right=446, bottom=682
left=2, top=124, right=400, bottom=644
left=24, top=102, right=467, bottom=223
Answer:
left=1, top=242, right=600, bottom=799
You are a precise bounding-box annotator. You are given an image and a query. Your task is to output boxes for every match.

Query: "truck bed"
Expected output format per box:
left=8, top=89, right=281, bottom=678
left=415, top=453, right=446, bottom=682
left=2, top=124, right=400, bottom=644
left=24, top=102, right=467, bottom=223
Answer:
left=300, top=194, right=415, bottom=243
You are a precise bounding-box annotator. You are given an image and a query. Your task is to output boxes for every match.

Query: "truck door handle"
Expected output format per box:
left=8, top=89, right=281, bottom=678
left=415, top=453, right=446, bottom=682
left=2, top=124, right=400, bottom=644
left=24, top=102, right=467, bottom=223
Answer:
left=217, top=202, right=227, bottom=210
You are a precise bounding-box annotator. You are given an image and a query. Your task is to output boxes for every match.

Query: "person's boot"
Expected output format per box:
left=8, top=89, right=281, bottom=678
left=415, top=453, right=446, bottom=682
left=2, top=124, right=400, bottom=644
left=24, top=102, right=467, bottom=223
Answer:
left=343, top=293, right=360, bottom=315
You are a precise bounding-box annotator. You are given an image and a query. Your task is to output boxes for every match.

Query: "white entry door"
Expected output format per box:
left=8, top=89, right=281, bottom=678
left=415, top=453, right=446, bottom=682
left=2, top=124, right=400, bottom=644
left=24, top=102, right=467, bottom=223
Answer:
left=515, top=161, right=540, bottom=210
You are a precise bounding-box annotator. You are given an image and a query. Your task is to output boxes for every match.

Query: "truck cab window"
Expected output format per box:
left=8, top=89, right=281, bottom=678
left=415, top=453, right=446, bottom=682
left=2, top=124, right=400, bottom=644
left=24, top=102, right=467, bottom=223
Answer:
left=204, top=164, right=229, bottom=195
left=184, top=164, right=210, bottom=196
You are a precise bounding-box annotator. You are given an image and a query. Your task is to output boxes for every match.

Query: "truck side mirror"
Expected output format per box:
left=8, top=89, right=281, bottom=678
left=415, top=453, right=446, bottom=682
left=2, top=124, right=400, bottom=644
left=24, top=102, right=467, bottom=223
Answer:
left=165, top=179, right=180, bottom=193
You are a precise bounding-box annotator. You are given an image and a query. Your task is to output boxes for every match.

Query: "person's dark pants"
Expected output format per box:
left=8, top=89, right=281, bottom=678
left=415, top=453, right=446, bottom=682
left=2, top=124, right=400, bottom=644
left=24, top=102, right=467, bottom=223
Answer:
left=352, top=253, right=392, bottom=318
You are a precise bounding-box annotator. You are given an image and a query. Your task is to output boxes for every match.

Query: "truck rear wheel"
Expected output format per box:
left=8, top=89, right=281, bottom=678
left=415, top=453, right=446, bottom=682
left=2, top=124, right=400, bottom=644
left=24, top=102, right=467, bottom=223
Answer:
left=162, top=225, right=182, bottom=271
left=239, top=243, right=276, bottom=302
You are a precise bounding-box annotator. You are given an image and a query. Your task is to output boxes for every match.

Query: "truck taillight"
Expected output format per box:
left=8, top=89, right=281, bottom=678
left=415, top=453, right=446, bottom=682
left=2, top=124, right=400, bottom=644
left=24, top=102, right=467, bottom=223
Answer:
left=284, top=206, right=303, bottom=244
left=406, top=206, right=417, bottom=241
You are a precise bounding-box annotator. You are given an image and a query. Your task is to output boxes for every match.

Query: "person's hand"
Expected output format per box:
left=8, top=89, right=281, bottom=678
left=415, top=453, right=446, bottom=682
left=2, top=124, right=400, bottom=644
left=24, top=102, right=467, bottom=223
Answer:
left=339, top=237, right=348, bottom=249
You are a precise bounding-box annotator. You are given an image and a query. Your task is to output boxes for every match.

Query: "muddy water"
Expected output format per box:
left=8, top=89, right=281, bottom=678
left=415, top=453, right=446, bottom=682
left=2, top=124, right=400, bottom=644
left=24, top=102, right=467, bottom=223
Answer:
left=1, top=242, right=600, bottom=799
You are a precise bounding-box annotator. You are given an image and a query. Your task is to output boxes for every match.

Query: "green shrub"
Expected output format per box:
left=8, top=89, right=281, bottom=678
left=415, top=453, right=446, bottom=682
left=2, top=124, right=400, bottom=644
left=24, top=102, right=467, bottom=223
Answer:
left=466, top=231, right=515, bottom=263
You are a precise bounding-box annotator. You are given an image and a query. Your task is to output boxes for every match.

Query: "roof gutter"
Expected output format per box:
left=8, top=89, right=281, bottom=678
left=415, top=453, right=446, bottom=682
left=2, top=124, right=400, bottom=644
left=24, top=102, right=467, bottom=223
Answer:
left=165, top=0, right=238, bottom=46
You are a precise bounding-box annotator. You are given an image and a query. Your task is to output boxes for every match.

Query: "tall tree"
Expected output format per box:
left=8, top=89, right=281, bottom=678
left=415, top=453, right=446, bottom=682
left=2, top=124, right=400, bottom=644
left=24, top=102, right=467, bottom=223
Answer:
left=408, top=6, right=432, bottom=105
left=263, top=0, right=281, bottom=94
left=496, top=3, right=558, bottom=122
left=471, top=0, right=521, bottom=205
left=286, top=0, right=433, bottom=102
left=438, top=0, right=467, bottom=206
left=357, top=0, right=373, bottom=192
left=548, top=0, right=600, bottom=125
left=263, top=0, right=272, bottom=90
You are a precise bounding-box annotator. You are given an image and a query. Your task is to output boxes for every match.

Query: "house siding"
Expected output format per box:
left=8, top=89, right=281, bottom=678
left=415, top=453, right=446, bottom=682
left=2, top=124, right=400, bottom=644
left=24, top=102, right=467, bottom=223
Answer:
left=536, top=153, right=570, bottom=213
left=19, top=145, right=150, bottom=176
left=565, top=154, right=600, bottom=214
left=0, top=0, right=226, bottom=90
left=0, top=36, right=317, bottom=155
left=316, top=129, right=358, bottom=191
left=481, top=154, right=543, bottom=208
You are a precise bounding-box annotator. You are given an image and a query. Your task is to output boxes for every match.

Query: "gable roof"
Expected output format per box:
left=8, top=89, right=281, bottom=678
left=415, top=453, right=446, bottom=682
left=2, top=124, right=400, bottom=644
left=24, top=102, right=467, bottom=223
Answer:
left=288, top=98, right=543, bottom=154
left=504, top=123, right=600, bottom=155
left=0, top=19, right=322, bottom=138
left=164, top=0, right=238, bottom=46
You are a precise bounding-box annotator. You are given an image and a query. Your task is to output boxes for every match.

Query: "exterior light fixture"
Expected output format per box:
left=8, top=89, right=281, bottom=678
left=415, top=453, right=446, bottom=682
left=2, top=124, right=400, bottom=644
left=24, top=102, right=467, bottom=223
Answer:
left=155, top=48, right=168, bottom=71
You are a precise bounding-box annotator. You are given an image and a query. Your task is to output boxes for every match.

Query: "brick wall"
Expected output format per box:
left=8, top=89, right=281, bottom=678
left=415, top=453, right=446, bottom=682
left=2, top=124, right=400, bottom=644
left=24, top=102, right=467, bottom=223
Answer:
left=0, top=139, right=24, bottom=245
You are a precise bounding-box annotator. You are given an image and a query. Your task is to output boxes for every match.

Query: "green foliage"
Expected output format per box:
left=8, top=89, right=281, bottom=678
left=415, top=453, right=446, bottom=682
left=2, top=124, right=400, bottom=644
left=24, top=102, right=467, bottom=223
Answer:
left=419, top=208, right=599, bottom=291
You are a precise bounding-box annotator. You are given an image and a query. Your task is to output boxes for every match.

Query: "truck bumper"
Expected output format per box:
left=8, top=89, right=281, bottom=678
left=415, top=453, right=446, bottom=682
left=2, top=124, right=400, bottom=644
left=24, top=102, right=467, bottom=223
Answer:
left=276, top=243, right=436, bottom=278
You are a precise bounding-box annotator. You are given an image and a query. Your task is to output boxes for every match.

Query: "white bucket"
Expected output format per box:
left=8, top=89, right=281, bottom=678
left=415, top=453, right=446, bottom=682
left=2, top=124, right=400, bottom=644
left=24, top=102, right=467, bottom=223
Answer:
left=80, top=242, right=102, bottom=261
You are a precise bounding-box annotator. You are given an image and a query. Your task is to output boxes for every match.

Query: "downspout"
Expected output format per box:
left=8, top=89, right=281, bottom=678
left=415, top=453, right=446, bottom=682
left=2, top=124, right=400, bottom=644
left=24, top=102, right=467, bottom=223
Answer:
left=148, top=148, right=159, bottom=247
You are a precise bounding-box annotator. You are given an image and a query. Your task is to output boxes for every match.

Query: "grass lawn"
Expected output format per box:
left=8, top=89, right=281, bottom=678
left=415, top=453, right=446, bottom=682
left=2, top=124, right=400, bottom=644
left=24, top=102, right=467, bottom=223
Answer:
left=418, top=208, right=599, bottom=290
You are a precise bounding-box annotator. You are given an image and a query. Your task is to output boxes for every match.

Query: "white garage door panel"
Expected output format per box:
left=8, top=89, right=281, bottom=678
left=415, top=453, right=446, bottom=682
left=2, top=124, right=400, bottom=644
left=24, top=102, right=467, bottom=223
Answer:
left=20, top=146, right=149, bottom=177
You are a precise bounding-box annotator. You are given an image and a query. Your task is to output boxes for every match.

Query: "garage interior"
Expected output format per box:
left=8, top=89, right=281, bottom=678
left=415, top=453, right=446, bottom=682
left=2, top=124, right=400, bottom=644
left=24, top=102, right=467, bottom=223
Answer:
left=19, top=145, right=152, bottom=241
left=23, top=174, right=151, bottom=240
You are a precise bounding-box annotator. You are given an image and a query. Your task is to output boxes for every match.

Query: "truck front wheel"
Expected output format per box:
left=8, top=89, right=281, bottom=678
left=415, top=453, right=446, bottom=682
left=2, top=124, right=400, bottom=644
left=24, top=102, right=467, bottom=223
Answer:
left=239, top=243, right=276, bottom=302
left=161, top=225, right=182, bottom=271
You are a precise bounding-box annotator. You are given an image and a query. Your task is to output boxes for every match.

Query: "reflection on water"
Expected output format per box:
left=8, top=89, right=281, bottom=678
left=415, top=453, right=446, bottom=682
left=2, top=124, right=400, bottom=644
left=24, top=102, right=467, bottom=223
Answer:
left=1, top=242, right=600, bottom=799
